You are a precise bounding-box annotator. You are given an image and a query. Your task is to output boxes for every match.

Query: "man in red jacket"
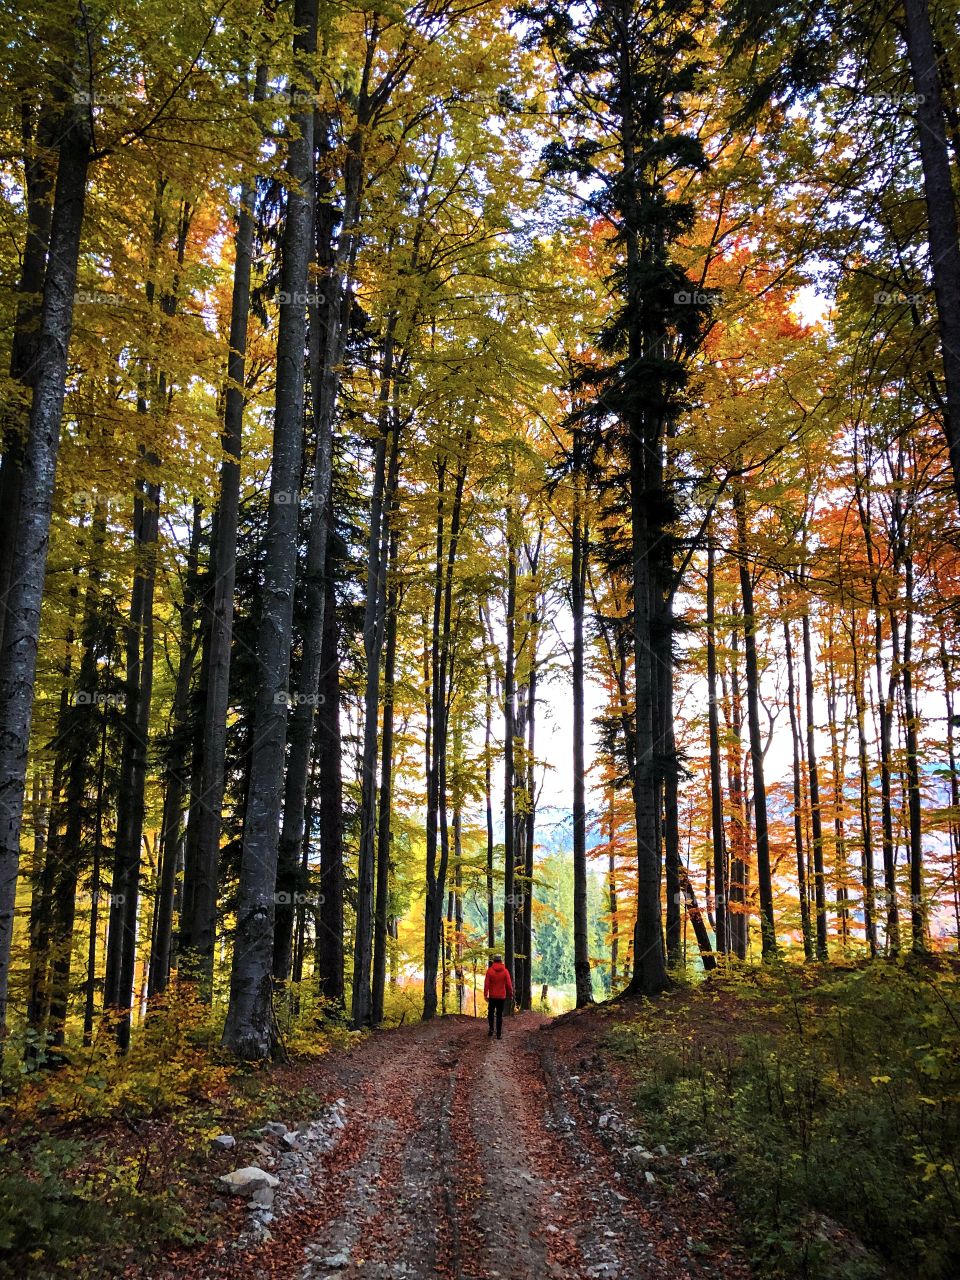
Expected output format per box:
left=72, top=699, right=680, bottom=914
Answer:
left=483, top=954, right=513, bottom=1040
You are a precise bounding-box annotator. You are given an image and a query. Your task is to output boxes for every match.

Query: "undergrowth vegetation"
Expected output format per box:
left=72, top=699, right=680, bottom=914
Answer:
left=0, top=984, right=355, bottom=1277
left=610, top=962, right=960, bottom=1280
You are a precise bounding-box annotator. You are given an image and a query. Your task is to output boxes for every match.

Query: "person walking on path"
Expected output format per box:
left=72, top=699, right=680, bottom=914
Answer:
left=484, top=954, right=513, bottom=1039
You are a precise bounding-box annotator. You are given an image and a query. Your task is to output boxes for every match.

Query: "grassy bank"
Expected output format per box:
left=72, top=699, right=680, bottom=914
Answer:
left=609, top=961, right=960, bottom=1280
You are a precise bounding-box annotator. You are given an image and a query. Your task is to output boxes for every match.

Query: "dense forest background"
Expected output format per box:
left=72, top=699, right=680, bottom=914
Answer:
left=0, top=0, right=959, bottom=1122
left=4, top=0, right=960, bottom=1275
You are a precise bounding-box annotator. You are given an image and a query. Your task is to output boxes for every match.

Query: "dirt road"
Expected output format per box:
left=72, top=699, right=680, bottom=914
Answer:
left=177, top=1010, right=751, bottom=1280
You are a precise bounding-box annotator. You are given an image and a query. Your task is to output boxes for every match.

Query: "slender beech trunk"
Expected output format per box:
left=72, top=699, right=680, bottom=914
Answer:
left=902, top=554, right=925, bottom=951
left=24, top=773, right=52, bottom=1058
left=104, top=464, right=159, bottom=1048
left=315, top=562, right=344, bottom=1001
left=351, top=334, right=398, bottom=1028
left=825, top=640, right=850, bottom=948
left=149, top=502, right=202, bottom=997
left=0, top=105, right=57, bottom=658
left=783, top=615, right=814, bottom=960
left=851, top=613, right=877, bottom=956
left=940, top=642, right=960, bottom=947
left=854, top=457, right=900, bottom=951
left=571, top=432, right=592, bottom=1005
left=608, top=799, right=619, bottom=989
left=272, top=106, right=365, bottom=984
left=484, top=652, right=495, bottom=950
left=106, top=191, right=191, bottom=1048
left=902, top=0, right=960, bottom=509
left=706, top=538, right=728, bottom=957
left=372, top=530, right=399, bottom=1023
left=48, top=522, right=109, bottom=1043
left=722, top=634, right=749, bottom=959
left=502, top=518, right=517, bottom=991
left=182, top=64, right=267, bottom=988
left=625, top=421, right=669, bottom=993
left=422, top=440, right=470, bottom=1019
left=662, top=630, right=682, bottom=967
left=801, top=606, right=829, bottom=960
left=733, top=481, right=777, bottom=957
left=522, top=646, right=537, bottom=1011
left=454, top=810, right=465, bottom=1013
left=0, top=89, right=91, bottom=1036
left=222, top=0, right=318, bottom=1058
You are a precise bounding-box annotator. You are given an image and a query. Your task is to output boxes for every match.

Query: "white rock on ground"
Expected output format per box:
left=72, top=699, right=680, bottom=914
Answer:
left=220, top=1167, right=281, bottom=1196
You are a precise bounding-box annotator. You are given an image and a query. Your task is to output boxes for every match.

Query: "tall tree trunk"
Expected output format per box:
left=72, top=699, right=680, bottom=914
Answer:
left=315, top=562, right=344, bottom=1002
left=483, top=652, right=495, bottom=951
left=48, top=519, right=109, bottom=1043
left=521, top=646, right=537, bottom=1010
left=83, top=710, right=109, bottom=1044
left=625, top=425, right=668, bottom=994
left=422, top=440, right=470, bottom=1019
left=271, top=115, right=361, bottom=984
left=825, top=639, right=850, bottom=949
left=783, top=615, right=814, bottom=960
left=0, top=104, right=57, bottom=658
left=24, top=771, right=53, bottom=1060
left=571, top=432, right=592, bottom=1005
left=106, top=189, right=191, bottom=1048
left=901, top=554, right=925, bottom=952
left=902, top=0, right=960, bottom=508
left=502, top=516, right=517, bottom=989
left=0, top=89, right=91, bottom=1037
left=372, top=530, right=399, bottom=1024
left=222, top=0, right=318, bottom=1058
left=182, top=64, right=267, bottom=989
left=104, top=463, right=159, bottom=1049
left=940, top=641, right=960, bottom=948
left=722, top=632, right=749, bottom=960
left=149, top=501, right=202, bottom=997
left=706, top=537, right=728, bottom=957
left=802, top=606, right=829, bottom=961
left=662, top=630, right=682, bottom=967
left=734, top=481, right=777, bottom=958
left=351, top=334, right=398, bottom=1028
left=851, top=613, right=877, bottom=956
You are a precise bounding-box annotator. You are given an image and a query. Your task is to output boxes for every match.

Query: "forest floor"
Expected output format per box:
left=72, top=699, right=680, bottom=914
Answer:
left=150, top=1005, right=752, bottom=1280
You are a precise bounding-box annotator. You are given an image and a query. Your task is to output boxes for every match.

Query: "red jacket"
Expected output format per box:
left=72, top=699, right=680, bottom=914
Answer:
left=484, top=962, right=513, bottom=1001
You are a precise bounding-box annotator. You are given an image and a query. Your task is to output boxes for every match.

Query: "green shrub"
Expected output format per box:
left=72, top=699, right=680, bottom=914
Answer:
left=611, top=963, right=960, bottom=1280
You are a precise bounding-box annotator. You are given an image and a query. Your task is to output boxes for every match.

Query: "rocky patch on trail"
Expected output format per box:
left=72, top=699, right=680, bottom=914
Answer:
left=212, top=1098, right=349, bottom=1251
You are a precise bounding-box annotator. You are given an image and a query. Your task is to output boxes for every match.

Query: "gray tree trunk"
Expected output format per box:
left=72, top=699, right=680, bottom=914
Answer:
left=351, top=332, right=397, bottom=1028
left=0, top=97, right=91, bottom=1036
left=733, top=481, right=777, bottom=958
left=902, top=0, right=960, bottom=508
left=222, top=0, right=318, bottom=1058
left=182, top=64, right=267, bottom=989
left=571, top=440, right=592, bottom=1006
left=149, top=500, right=203, bottom=996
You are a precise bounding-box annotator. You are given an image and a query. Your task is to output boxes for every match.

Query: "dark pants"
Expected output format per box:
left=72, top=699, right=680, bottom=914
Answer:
left=487, top=997, right=506, bottom=1037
